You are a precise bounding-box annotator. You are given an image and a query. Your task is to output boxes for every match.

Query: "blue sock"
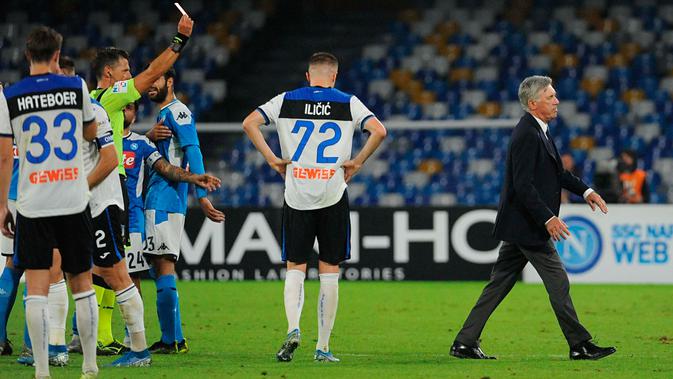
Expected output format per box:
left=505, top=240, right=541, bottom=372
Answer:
left=175, top=298, right=184, bottom=342
left=156, top=275, right=177, bottom=344
left=0, top=267, right=21, bottom=342
left=22, top=286, right=31, bottom=349
left=71, top=310, right=78, bottom=336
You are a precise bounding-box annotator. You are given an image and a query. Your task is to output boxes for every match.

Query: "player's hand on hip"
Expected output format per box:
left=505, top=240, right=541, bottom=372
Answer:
left=199, top=197, right=225, bottom=223
left=586, top=192, right=608, bottom=214
left=545, top=216, right=570, bottom=241
left=342, top=160, right=362, bottom=183
left=0, top=206, right=14, bottom=238
left=178, top=14, right=194, bottom=36
left=146, top=123, right=172, bottom=142
left=269, top=156, right=291, bottom=179
left=193, top=174, right=222, bottom=191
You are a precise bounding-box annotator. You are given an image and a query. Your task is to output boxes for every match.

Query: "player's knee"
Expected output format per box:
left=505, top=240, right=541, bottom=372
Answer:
left=152, top=256, right=176, bottom=276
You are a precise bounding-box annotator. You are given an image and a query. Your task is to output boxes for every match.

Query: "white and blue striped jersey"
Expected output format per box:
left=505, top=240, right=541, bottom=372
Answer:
left=257, top=86, right=374, bottom=210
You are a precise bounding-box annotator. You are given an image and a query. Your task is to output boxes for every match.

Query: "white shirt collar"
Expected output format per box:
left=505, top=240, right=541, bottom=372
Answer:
left=531, top=114, right=549, bottom=135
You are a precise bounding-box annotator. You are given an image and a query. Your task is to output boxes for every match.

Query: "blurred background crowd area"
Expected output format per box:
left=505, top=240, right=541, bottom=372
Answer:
left=0, top=0, right=670, bottom=207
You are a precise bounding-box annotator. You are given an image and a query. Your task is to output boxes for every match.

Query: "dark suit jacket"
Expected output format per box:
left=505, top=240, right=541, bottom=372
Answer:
left=493, top=112, right=589, bottom=246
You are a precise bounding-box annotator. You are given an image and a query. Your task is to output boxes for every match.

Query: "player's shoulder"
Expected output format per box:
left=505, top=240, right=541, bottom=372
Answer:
left=165, top=100, right=193, bottom=123
left=283, top=86, right=353, bottom=103
left=109, top=79, right=133, bottom=95
left=3, top=74, right=83, bottom=99
left=126, top=131, right=150, bottom=143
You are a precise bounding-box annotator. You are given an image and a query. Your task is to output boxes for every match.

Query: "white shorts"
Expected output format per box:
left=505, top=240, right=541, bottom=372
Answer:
left=126, top=232, right=151, bottom=273
left=144, top=209, right=185, bottom=260
left=0, top=200, right=17, bottom=256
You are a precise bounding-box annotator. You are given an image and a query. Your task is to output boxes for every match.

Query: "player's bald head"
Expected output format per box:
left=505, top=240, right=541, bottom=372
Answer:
left=308, top=52, right=338, bottom=76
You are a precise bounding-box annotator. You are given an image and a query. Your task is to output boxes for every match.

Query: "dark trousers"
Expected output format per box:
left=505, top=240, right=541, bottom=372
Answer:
left=455, top=241, right=592, bottom=348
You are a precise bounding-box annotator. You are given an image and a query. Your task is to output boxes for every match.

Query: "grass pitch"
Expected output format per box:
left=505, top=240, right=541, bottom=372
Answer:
left=1, top=281, right=671, bottom=378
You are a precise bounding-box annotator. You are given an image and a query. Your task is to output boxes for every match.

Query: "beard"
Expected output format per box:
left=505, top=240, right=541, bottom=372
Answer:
left=149, top=85, right=168, bottom=103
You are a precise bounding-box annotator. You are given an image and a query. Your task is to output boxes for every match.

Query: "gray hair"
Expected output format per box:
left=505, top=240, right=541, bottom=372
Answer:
left=518, top=75, right=552, bottom=111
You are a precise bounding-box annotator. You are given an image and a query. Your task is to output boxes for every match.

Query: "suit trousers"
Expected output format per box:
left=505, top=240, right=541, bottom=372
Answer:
left=454, top=240, right=592, bottom=347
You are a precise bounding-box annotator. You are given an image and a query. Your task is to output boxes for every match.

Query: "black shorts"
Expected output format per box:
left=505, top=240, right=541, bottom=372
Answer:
left=91, top=205, right=125, bottom=267
left=281, top=191, right=351, bottom=265
left=13, top=208, right=94, bottom=275
left=120, top=174, right=130, bottom=247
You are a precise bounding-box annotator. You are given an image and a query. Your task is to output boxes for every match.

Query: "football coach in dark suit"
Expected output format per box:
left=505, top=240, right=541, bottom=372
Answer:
left=450, top=76, right=616, bottom=360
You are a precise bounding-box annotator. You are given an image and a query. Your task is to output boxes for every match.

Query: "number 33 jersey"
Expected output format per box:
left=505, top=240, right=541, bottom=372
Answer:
left=257, top=86, right=374, bottom=210
left=0, top=74, right=95, bottom=217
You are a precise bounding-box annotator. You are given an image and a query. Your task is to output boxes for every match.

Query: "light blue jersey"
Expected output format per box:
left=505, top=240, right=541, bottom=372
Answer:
left=145, top=99, right=205, bottom=215
left=123, top=131, right=162, bottom=235
left=8, top=145, right=18, bottom=201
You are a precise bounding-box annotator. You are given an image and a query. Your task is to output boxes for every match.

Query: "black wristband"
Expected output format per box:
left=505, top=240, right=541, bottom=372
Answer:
left=170, top=32, right=190, bottom=53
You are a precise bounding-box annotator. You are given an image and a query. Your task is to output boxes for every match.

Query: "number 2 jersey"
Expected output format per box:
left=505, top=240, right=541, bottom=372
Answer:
left=82, top=99, right=124, bottom=218
left=256, top=86, right=374, bottom=210
left=0, top=73, right=95, bottom=217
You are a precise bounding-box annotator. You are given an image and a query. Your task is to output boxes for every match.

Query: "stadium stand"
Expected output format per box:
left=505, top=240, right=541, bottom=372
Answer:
left=2, top=0, right=671, bottom=207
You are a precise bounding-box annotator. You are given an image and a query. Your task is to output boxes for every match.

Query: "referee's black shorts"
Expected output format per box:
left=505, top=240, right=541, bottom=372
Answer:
left=281, top=191, right=351, bottom=265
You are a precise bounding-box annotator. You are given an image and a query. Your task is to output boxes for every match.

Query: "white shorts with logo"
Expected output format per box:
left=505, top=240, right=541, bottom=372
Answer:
left=126, top=232, right=151, bottom=273
left=0, top=200, right=17, bottom=256
left=144, top=209, right=185, bottom=261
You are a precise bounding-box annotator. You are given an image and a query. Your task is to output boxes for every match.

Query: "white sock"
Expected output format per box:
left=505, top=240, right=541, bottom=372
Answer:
left=284, top=270, right=305, bottom=334
left=25, top=295, right=49, bottom=377
left=48, top=279, right=68, bottom=346
left=74, top=290, right=99, bottom=375
left=316, top=273, right=339, bottom=352
left=116, top=285, right=147, bottom=351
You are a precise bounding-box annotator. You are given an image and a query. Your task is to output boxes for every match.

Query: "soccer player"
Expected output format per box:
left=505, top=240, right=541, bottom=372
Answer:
left=145, top=68, right=224, bottom=353
left=0, top=82, right=21, bottom=356
left=123, top=101, right=220, bottom=294
left=0, top=26, right=99, bottom=379
left=88, top=13, right=194, bottom=354
left=242, top=52, right=387, bottom=362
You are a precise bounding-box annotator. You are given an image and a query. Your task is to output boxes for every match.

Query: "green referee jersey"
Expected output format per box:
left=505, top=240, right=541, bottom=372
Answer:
left=90, top=78, right=141, bottom=176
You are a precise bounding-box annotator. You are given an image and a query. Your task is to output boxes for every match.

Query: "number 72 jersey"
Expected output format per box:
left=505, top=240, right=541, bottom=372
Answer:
left=0, top=74, right=95, bottom=218
left=257, top=86, right=374, bottom=210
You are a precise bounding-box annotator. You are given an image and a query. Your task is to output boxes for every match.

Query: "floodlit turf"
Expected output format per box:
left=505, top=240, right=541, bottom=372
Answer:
left=1, top=280, right=671, bottom=378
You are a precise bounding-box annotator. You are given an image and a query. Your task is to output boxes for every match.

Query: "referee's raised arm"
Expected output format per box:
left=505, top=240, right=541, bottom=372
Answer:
left=133, top=14, right=194, bottom=94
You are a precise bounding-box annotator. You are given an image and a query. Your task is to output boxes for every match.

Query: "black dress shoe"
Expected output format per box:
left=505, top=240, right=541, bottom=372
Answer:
left=450, top=341, right=496, bottom=359
left=569, top=341, right=616, bottom=360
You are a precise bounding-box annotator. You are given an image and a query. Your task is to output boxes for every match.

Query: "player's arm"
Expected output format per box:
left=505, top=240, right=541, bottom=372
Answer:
left=133, top=15, right=194, bottom=94
left=242, top=110, right=290, bottom=177
left=83, top=120, right=97, bottom=142
left=88, top=144, right=118, bottom=189
left=0, top=93, right=14, bottom=236
left=152, top=157, right=221, bottom=191
left=342, top=117, right=387, bottom=183
left=82, top=85, right=97, bottom=142
left=0, top=136, right=13, bottom=237
left=182, top=145, right=224, bottom=222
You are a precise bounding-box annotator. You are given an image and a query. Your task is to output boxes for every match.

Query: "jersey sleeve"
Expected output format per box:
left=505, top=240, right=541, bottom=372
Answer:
left=168, top=105, right=200, bottom=148
left=256, top=93, right=284, bottom=126
left=142, top=137, right=162, bottom=168
left=81, top=80, right=96, bottom=124
left=94, top=106, right=114, bottom=149
left=99, top=79, right=142, bottom=112
left=0, top=94, right=11, bottom=137
left=350, top=96, right=375, bottom=131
